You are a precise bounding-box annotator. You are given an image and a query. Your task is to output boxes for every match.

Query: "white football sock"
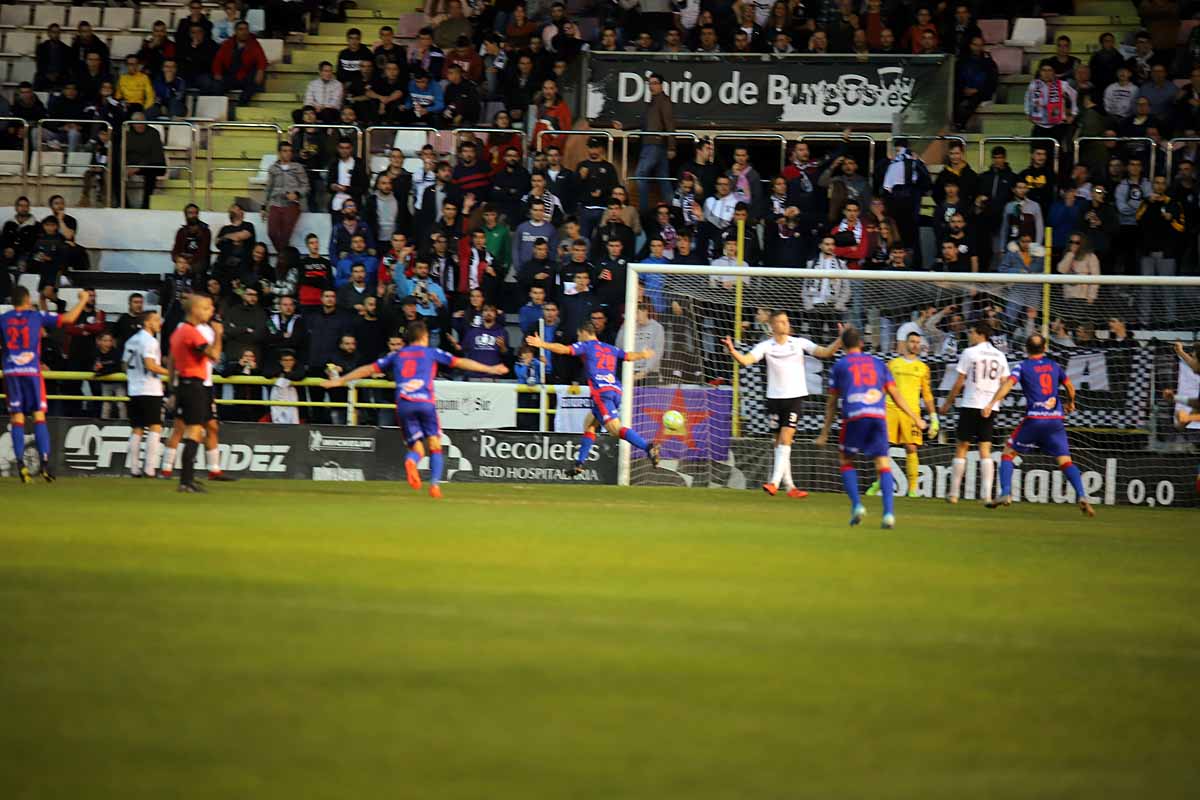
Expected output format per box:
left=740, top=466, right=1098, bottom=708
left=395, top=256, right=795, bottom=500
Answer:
left=145, top=431, right=161, bottom=477
left=950, top=457, right=966, bottom=500
left=163, top=447, right=176, bottom=473
left=206, top=448, right=220, bottom=473
left=779, top=445, right=794, bottom=489
left=769, top=445, right=787, bottom=486
left=980, top=457, right=995, bottom=502
left=128, top=433, right=143, bottom=474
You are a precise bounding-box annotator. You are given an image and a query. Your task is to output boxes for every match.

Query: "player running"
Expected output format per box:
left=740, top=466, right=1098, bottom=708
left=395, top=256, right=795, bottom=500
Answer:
left=868, top=330, right=938, bottom=498
left=939, top=320, right=1008, bottom=504
left=527, top=321, right=660, bottom=476
left=122, top=311, right=170, bottom=478
left=167, top=295, right=223, bottom=493
left=323, top=320, right=507, bottom=498
left=814, top=327, right=927, bottom=529
left=982, top=333, right=1095, bottom=516
left=162, top=314, right=234, bottom=482
left=2, top=287, right=89, bottom=483
left=723, top=310, right=841, bottom=499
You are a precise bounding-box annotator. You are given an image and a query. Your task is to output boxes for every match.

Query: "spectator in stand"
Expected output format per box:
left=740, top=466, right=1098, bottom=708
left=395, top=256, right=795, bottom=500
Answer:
left=976, top=147, right=1018, bottom=266
left=214, top=203, right=256, bottom=283
left=519, top=285, right=548, bottom=333
left=935, top=141, right=979, bottom=206
left=1025, top=64, right=1077, bottom=169
left=336, top=28, right=371, bottom=84
left=451, top=140, right=492, bottom=204
left=999, top=179, right=1045, bottom=250
left=997, top=234, right=1041, bottom=323
left=1090, top=33, right=1126, bottom=96
left=1019, top=146, right=1057, bottom=217
left=954, top=36, right=998, bottom=131
left=71, top=21, right=110, bottom=75
left=402, top=68, right=445, bottom=126
left=408, top=27, right=445, bottom=81
left=1081, top=184, right=1119, bottom=269
left=1138, top=63, right=1178, bottom=121
left=213, top=0, right=241, bottom=44
left=434, top=0, right=474, bottom=50
left=942, top=4, right=981, bottom=57
left=265, top=295, right=307, bottom=365
left=223, top=284, right=268, bottom=361
left=261, top=247, right=300, bottom=312
left=901, top=7, right=938, bottom=54
left=344, top=59, right=380, bottom=125
left=117, top=55, right=156, bottom=112
left=176, top=1, right=213, bottom=46
left=139, top=20, right=177, bottom=78
left=299, top=233, right=334, bottom=309
left=558, top=267, right=595, bottom=344
left=879, top=139, right=931, bottom=265
left=30, top=216, right=66, bottom=290
left=304, top=289, right=350, bottom=422
left=1104, top=66, right=1139, bottom=120
left=172, top=204, right=212, bottom=273
left=1038, top=36, right=1080, bottom=83
left=35, top=24, right=72, bottom=92
left=371, top=61, right=409, bottom=123
left=617, top=304, right=665, bottom=381
left=461, top=304, right=508, bottom=378
left=1048, top=186, right=1086, bottom=254
left=212, top=21, right=267, bottom=110
left=304, top=62, right=344, bottom=123
left=593, top=238, right=629, bottom=315
left=517, top=238, right=556, bottom=298
left=264, top=142, right=310, bottom=255
left=1115, top=157, right=1150, bottom=274
left=363, top=174, right=408, bottom=248
left=327, top=138, right=369, bottom=219
left=151, top=60, right=188, bottom=119
left=177, top=24, right=221, bottom=94
left=820, top=151, right=871, bottom=223
left=503, top=53, right=538, bottom=120
left=113, top=294, right=146, bottom=350
left=441, top=63, right=481, bottom=127
left=334, top=232, right=379, bottom=287
left=122, top=113, right=166, bottom=209
left=1126, top=31, right=1166, bottom=84
left=457, top=228, right=504, bottom=305
left=1137, top=174, right=1185, bottom=323
left=374, top=25, right=406, bottom=72
left=591, top=199, right=636, bottom=262
left=1058, top=233, right=1101, bottom=322
left=396, top=259, right=448, bottom=322
left=336, top=262, right=374, bottom=313
left=46, top=84, right=89, bottom=152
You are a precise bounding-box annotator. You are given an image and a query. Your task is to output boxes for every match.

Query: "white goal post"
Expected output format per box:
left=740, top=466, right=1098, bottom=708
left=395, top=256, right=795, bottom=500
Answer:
left=618, top=264, right=1200, bottom=498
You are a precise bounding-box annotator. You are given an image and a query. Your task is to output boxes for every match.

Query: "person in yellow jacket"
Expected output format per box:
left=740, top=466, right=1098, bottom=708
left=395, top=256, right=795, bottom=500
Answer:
left=116, top=54, right=156, bottom=110
left=868, top=330, right=938, bottom=498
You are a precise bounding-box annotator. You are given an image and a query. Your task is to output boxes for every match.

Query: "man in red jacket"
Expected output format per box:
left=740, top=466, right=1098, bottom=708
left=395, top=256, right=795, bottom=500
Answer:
left=212, top=21, right=267, bottom=111
left=831, top=198, right=869, bottom=269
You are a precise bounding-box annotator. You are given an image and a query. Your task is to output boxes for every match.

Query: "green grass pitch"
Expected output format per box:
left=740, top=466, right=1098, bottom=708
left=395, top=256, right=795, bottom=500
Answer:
left=2, top=479, right=1198, bottom=798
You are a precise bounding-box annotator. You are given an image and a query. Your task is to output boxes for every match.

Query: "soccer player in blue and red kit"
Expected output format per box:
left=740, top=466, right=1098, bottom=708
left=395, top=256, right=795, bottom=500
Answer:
left=814, top=327, right=927, bottom=529
left=1, top=286, right=89, bottom=483
left=982, top=333, right=1096, bottom=517
left=526, top=321, right=660, bottom=475
left=323, top=320, right=508, bottom=498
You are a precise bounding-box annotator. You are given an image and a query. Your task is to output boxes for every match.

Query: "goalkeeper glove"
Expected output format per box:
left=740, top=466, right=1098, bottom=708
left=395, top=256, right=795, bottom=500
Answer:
left=929, top=413, right=940, bottom=438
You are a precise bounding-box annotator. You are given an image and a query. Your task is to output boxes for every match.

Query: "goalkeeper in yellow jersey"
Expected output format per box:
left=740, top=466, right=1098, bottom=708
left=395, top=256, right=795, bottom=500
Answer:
left=868, top=331, right=939, bottom=498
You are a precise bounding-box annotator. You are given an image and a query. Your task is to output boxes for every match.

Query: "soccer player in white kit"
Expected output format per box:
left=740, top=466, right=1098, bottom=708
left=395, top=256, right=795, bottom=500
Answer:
left=122, top=311, right=169, bottom=477
left=724, top=310, right=842, bottom=498
left=939, top=320, right=1010, bottom=503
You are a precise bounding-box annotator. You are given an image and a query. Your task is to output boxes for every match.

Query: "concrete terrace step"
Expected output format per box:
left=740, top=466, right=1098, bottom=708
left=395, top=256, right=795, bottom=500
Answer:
left=1073, top=1, right=1137, bottom=15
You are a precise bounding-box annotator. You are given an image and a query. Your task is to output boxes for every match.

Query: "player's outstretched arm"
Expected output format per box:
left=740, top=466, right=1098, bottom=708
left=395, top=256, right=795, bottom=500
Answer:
left=1062, top=377, right=1077, bottom=414
left=456, top=357, right=509, bottom=376
left=721, top=336, right=756, bottom=367
left=982, top=379, right=1014, bottom=418
left=1174, top=341, right=1199, bottom=374
left=887, top=384, right=928, bottom=429
left=813, top=393, right=837, bottom=446
left=525, top=334, right=573, bottom=356
left=810, top=331, right=844, bottom=359
left=624, top=349, right=655, bottom=363
left=939, top=373, right=965, bottom=416
left=59, top=289, right=91, bottom=327
left=322, top=363, right=378, bottom=389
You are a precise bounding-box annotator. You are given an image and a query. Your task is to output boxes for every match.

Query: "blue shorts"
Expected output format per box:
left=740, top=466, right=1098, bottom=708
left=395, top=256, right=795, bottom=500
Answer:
left=840, top=417, right=889, bottom=458
left=1007, top=417, right=1070, bottom=458
left=591, top=389, right=621, bottom=425
left=396, top=401, right=440, bottom=446
left=4, top=375, right=47, bottom=415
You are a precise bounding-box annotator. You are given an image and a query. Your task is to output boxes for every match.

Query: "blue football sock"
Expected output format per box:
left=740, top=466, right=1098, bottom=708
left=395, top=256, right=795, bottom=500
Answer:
left=577, top=432, right=595, bottom=465
left=10, top=422, right=25, bottom=465
left=879, top=469, right=895, bottom=516
left=1062, top=462, right=1085, bottom=498
left=429, top=451, right=444, bottom=486
left=619, top=426, right=651, bottom=454
left=405, top=449, right=420, bottom=465
left=840, top=466, right=861, bottom=507
left=33, top=421, right=50, bottom=465
left=1000, top=456, right=1014, bottom=496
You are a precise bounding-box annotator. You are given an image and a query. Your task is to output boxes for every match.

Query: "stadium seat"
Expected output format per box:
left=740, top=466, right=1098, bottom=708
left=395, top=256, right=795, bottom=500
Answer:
left=1006, top=18, right=1047, bottom=47
left=166, top=124, right=195, bottom=150
left=70, top=7, right=104, bottom=29
left=62, top=151, right=92, bottom=177
left=36, top=150, right=65, bottom=175
left=370, top=155, right=388, bottom=174
left=18, top=273, right=38, bottom=296
left=430, top=130, right=455, bottom=156
left=392, top=128, right=431, bottom=154
left=246, top=8, right=266, bottom=33
left=0, top=150, right=24, bottom=176
left=988, top=45, right=1025, bottom=76
left=110, top=34, right=146, bottom=60
left=103, top=8, right=137, bottom=31
left=253, top=153, right=277, bottom=182
left=979, top=19, right=1008, bottom=45
left=260, top=38, right=284, bottom=64
left=0, top=5, right=31, bottom=28
left=32, top=6, right=68, bottom=29
left=403, top=156, right=423, bottom=174
left=3, top=31, right=38, bottom=56
left=396, top=13, right=425, bottom=38
left=7, top=59, right=35, bottom=84
left=191, top=94, right=230, bottom=121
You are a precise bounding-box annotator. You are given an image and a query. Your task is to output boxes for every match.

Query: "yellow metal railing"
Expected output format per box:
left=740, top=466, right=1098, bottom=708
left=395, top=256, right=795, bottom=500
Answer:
left=1, top=371, right=559, bottom=429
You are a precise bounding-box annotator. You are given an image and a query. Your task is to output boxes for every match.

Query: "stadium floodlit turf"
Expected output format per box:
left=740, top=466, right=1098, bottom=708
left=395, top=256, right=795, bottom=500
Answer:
left=1, top=480, right=1197, bottom=798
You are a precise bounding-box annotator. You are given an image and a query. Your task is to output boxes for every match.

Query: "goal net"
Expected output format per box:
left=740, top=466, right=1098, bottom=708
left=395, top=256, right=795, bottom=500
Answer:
left=619, top=264, right=1200, bottom=509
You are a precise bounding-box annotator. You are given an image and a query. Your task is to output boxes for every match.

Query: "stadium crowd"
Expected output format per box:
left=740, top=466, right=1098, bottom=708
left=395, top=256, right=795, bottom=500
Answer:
left=2, top=0, right=1200, bottom=425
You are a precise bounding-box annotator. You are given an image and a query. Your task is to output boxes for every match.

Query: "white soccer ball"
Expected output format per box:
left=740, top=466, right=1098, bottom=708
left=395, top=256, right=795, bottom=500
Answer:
left=662, top=410, right=685, bottom=431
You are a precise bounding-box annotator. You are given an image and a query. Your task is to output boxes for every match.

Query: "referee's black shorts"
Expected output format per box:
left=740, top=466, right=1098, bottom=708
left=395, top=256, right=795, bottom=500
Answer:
left=955, top=407, right=995, bottom=444
left=177, top=379, right=208, bottom=426
left=128, top=395, right=163, bottom=429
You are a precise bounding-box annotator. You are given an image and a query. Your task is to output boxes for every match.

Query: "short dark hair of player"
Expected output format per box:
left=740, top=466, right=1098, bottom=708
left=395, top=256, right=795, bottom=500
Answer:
left=906, top=331, right=922, bottom=341
left=405, top=320, right=428, bottom=343
left=843, top=199, right=860, bottom=210
left=577, top=320, right=597, bottom=336
left=138, top=310, right=157, bottom=325
left=12, top=286, right=30, bottom=306
left=1026, top=334, right=1047, bottom=355
left=842, top=326, right=863, bottom=349
left=769, top=309, right=788, bottom=320
left=972, top=319, right=992, bottom=338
